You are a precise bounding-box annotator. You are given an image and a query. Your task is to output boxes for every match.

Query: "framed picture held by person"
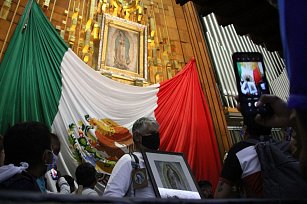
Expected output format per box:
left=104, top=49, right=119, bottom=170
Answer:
left=142, top=150, right=203, bottom=199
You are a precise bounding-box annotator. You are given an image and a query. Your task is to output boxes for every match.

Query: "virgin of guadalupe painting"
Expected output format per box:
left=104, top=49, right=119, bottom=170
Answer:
left=106, top=26, right=139, bottom=72
left=155, top=161, right=191, bottom=191
left=114, top=30, right=131, bottom=70
left=99, top=14, right=147, bottom=81
left=143, top=151, right=202, bottom=199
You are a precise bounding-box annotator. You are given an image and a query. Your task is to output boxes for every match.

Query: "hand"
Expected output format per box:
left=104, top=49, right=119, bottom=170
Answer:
left=254, top=94, right=293, bottom=128
left=56, top=169, right=62, bottom=178
left=234, top=95, right=241, bottom=111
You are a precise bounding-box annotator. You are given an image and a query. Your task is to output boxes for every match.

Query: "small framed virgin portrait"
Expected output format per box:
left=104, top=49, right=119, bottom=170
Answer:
left=142, top=150, right=203, bottom=199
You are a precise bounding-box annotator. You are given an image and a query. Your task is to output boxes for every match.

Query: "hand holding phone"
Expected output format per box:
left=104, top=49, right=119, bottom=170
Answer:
left=254, top=94, right=292, bottom=128
left=232, top=52, right=272, bottom=117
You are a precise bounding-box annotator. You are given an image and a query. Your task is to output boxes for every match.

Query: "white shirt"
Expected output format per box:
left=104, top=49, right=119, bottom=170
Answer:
left=74, top=186, right=98, bottom=196
left=103, top=152, right=156, bottom=198
left=0, top=162, right=29, bottom=182
left=45, top=170, right=71, bottom=194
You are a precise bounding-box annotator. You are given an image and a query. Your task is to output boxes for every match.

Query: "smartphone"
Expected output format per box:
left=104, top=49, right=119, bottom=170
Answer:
left=232, top=52, right=271, bottom=117
left=51, top=168, right=59, bottom=180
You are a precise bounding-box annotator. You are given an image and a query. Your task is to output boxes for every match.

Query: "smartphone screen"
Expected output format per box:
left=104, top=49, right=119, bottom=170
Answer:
left=51, top=168, right=58, bottom=180
left=232, top=52, right=270, bottom=117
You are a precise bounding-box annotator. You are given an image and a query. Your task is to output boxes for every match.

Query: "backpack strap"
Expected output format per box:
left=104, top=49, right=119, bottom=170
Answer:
left=125, top=153, right=140, bottom=197
left=130, top=153, right=140, bottom=169
left=247, top=137, right=291, bottom=154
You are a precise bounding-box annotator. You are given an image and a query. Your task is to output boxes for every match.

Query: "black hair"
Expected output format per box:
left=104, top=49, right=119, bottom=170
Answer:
left=244, top=117, right=272, bottom=137
left=132, top=117, right=159, bottom=142
left=198, top=180, right=212, bottom=189
left=75, top=162, right=97, bottom=188
left=3, top=121, right=51, bottom=167
left=198, top=180, right=213, bottom=198
left=57, top=175, right=75, bottom=193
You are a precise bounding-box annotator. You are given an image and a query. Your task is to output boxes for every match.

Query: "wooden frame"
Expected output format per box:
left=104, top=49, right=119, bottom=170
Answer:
left=98, top=14, right=147, bottom=81
left=142, top=150, right=202, bottom=199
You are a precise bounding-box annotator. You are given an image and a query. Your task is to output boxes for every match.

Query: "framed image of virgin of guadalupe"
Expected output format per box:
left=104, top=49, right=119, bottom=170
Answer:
left=142, top=150, right=203, bottom=199
left=98, top=14, right=147, bottom=81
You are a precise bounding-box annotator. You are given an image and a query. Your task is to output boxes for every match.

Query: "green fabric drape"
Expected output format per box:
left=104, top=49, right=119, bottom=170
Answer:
left=0, top=0, right=68, bottom=134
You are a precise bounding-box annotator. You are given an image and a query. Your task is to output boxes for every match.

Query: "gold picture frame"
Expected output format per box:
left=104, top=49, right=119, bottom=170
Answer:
left=98, top=14, right=147, bottom=81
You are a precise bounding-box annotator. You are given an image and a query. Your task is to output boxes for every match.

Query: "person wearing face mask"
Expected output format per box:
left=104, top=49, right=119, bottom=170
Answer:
left=35, top=133, right=70, bottom=194
left=44, top=133, right=61, bottom=192
left=103, top=117, right=160, bottom=198
left=0, top=121, right=52, bottom=192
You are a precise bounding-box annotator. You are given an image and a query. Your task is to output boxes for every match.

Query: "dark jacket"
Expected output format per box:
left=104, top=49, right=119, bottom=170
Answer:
left=0, top=171, right=40, bottom=192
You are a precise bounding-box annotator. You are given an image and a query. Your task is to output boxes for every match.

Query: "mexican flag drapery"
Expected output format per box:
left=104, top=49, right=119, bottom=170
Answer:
left=0, top=0, right=221, bottom=190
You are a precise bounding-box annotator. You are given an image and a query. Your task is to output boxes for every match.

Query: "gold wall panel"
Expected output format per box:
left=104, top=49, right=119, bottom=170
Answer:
left=0, top=0, right=231, bottom=161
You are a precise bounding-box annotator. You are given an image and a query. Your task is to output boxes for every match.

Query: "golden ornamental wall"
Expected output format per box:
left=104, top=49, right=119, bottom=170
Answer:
left=0, top=0, right=231, bottom=160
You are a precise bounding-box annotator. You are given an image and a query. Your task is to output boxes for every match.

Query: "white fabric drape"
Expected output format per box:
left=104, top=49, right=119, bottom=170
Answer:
left=51, top=49, right=159, bottom=194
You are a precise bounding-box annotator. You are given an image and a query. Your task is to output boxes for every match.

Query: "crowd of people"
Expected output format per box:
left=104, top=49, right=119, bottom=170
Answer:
left=0, top=117, right=161, bottom=198
left=0, top=0, right=307, bottom=201
left=0, top=117, right=214, bottom=199
left=0, top=102, right=306, bottom=199
left=214, top=0, right=307, bottom=198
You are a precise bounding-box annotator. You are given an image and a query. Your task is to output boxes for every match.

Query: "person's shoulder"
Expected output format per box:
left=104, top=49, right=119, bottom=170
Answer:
left=120, top=152, right=143, bottom=160
left=228, top=141, right=254, bottom=154
left=0, top=172, right=40, bottom=191
left=113, top=153, right=134, bottom=168
left=82, top=188, right=98, bottom=196
left=119, top=153, right=133, bottom=161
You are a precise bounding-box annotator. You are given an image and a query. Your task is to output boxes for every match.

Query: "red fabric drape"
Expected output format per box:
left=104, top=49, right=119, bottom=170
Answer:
left=253, top=65, right=262, bottom=85
left=154, top=58, right=222, bottom=189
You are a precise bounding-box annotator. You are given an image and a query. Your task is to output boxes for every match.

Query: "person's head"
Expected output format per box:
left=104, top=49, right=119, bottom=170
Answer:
left=243, top=75, right=252, bottom=82
left=3, top=121, right=52, bottom=178
left=243, top=117, right=272, bottom=138
left=57, top=175, right=75, bottom=193
left=75, top=162, right=97, bottom=189
left=47, top=133, right=61, bottom=171
left=198, top=180, right=213, bottom=198
left=50, top=133, right=61, bottom=156
left=132, top=117, right=160, bottom=151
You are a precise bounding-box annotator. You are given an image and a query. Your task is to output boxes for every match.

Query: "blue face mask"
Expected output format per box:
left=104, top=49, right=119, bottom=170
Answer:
left=36, top=176, right=47, bottom=192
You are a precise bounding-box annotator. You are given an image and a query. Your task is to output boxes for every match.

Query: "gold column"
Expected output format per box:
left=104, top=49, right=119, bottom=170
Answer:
left=180, top=1, right=231, bottom=159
